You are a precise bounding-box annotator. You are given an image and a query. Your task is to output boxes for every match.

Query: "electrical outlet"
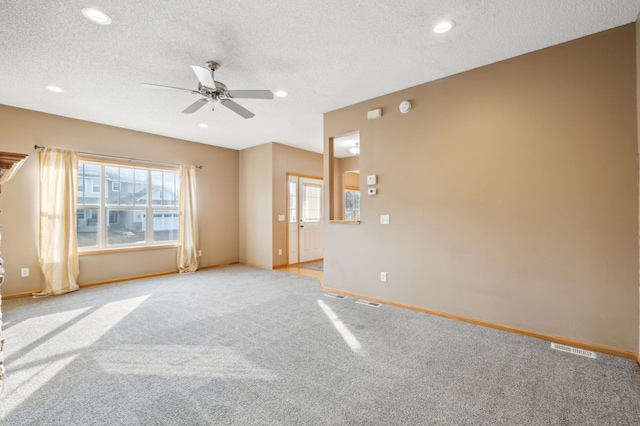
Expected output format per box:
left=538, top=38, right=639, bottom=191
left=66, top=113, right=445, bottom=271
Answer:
left=278, top=249, right=282, bottom=255
left=380, top=272, right=387, bottom=282
left=198, top=250, right=202, bottom=256
left=21, top=267, right=29, bottom=277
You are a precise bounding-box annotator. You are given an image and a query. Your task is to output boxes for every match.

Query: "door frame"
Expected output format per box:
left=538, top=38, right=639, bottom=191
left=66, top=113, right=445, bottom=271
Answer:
left=286, top=172, right=323, bottom=265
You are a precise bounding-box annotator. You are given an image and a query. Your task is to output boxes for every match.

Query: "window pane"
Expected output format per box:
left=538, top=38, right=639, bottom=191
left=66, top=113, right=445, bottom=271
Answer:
left=119, top=167, right=134, bottom=206
left=107, top=209, right=146, bottom=245
left=344, top=189, right=360, bottom=221
left=134, top=169, right=148, bottom=206
left=105, top=166, right=119, bottom=205
left=78, top=163, right=101, bottom=205
left=289, top=181, right=297, bottom=223
left=302, top=184, right=321, bottom=221
left=163, top=172, right=179, bottom=206
left=345, top=190, right=354, bottom=210
left=78, top=163, right=85, bottom=203
left=151, top=171, right=163, bottom=206
left=77, top=208, right=99, bottom=247
left=153, top=209, right=179, bottom=242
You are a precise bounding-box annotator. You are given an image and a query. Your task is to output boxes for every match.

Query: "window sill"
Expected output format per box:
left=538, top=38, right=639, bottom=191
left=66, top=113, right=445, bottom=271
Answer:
left=79, top=244, right=178, bottom=256
left=329, top=220, right=361, bottom=225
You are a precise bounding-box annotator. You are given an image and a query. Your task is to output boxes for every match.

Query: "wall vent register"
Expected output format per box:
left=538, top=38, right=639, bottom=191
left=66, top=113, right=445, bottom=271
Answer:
left=550, top=343, right=597, bottom=359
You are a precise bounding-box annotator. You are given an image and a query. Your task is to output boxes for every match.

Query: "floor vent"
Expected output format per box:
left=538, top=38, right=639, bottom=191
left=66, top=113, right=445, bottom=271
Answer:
left=324, top=293, right=347, bottom=300
left=551, top=343, right=597, bottom=359
left=356, top=300, right=382, bottom=308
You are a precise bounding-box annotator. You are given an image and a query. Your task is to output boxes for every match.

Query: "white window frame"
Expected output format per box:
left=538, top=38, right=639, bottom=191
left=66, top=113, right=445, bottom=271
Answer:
left=77, top=158, right=180, bottom=252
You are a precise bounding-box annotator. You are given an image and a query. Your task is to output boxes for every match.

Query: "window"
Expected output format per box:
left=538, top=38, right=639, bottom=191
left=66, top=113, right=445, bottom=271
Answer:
left=345, top=189, right=360, bottom=221
left=289, top=181, right=297, bottom=223
left=302, top=183, right=321, bottom=222
left=77, top=160, right=180, bottom=250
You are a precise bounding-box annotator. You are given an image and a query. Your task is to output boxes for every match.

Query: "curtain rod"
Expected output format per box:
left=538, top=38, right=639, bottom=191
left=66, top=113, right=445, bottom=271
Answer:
left=33, top=145, right=203, bottom=169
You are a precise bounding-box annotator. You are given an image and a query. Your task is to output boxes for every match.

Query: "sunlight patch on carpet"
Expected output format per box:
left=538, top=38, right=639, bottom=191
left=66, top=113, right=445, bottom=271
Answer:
left=2, top=295, right=150, bottom=416
left=317, top=299, right=361, bottom=353
left=92, top=344, right=276, bottom=378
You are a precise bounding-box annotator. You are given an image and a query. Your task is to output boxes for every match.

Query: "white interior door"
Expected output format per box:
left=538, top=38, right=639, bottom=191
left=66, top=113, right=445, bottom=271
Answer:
left=287, top=176, right=299, bottom=265
left=299, top=177, right=323, bottom=262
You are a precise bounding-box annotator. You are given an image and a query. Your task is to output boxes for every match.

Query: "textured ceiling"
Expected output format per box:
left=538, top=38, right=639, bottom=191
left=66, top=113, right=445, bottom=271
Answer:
left=1, top=1, right=639, bottom=154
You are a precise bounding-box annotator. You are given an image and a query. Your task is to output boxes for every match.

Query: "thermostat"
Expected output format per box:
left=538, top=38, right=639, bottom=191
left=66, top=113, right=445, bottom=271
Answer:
left=368, top=188, right=377, bottom=195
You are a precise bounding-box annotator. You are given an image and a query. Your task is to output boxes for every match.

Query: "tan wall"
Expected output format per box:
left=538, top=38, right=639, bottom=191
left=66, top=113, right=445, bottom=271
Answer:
left=0, top=105, right=239, bottom=295
left=344, top=171, right=359, bottom=188
left=271, top=142, right=322, bottom=267
left=324, top=25, right=639, bottom=352
left=239, top=143, right=273, bottom=268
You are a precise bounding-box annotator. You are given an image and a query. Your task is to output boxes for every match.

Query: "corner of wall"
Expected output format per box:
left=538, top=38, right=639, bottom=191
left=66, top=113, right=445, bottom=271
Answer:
left=238, top=143, right=273, bottom=267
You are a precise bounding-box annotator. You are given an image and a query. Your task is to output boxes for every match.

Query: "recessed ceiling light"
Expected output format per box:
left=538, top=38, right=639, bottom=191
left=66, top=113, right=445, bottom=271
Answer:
left=199, top=123, right=209, bottom=128
left=275, top=90, right=288, bottom=97
left=46, top=85, right=64, bottom=93
left=433, top=20, right=455, bottom=34
left=81, top=7, right=112, bottom=25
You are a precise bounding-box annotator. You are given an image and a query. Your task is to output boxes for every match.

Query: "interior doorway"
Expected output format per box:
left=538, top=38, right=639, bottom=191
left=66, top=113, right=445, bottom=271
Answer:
left=288, top=174, right=323, bottom=264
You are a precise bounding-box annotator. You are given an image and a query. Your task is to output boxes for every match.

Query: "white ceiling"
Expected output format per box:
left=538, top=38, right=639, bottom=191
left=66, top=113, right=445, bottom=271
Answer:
left=1, top=1, right=639, bottom=154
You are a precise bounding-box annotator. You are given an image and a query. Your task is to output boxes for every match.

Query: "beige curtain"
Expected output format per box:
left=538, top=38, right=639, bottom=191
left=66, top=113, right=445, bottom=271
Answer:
left=36, top=149, right=79, bottom=296
left=177, top=165, right=199, bottom=273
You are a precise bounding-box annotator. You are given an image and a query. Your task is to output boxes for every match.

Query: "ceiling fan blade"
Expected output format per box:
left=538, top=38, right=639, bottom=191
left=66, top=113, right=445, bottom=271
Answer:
left=191, top=65, right=216, bottom=88
left=227, top=90, right=274, bottom=100
left=140, top=83, right=197, bottom=94
left=220, top=99, right=255, bottom=119
left=181, top=98, right=209, bottom=114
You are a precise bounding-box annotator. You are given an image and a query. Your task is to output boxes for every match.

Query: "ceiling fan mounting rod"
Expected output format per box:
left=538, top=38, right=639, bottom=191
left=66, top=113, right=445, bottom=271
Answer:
left=206, top=61, right=220, bottom=71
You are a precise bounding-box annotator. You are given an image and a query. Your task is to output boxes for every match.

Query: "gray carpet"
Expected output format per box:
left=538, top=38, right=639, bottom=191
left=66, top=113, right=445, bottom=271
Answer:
left=1, top=264, right=639, bottom=425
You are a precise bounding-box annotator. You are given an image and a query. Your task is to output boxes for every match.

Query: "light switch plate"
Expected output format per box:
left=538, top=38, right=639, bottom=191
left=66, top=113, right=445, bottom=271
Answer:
left=278, top=214, right=285, bottom=221
left=380, top=214, right=390, bottom=225
left=367, top=175, right=377, bottom=185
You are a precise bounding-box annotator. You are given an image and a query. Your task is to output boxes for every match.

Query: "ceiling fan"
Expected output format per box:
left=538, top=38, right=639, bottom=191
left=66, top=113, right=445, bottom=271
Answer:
left=141, top=61, right=273, bottom=119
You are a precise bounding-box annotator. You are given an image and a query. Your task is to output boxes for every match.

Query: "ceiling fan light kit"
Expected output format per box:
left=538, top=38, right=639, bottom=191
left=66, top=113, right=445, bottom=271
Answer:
left=349, top=142, right=360, bottom=155
left=141, top=61, right=274, bottom=119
